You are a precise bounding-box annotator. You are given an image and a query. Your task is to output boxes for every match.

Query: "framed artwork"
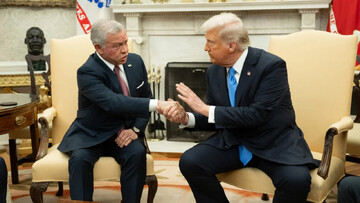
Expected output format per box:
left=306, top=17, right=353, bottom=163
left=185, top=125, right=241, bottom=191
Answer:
left=0, top=0, right=76, bottom=8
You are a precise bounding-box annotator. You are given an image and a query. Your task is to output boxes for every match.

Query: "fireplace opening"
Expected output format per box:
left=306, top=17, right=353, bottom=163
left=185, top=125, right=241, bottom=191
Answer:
left=165, top=62, right=213, bottom=142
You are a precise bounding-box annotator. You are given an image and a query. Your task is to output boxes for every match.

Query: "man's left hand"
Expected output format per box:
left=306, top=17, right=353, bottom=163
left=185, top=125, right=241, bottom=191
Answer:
left=115, top=129, right=138, bottom=148
left=176, top=82, right=210, bottom=117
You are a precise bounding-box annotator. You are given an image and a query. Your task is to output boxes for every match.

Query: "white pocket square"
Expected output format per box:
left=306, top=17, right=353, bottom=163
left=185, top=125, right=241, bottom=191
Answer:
left=136, top=81, right=144, bottom=89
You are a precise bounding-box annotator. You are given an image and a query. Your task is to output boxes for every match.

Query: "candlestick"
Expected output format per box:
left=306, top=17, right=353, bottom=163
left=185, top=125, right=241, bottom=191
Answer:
left=155, top=66, right=161, bottom=84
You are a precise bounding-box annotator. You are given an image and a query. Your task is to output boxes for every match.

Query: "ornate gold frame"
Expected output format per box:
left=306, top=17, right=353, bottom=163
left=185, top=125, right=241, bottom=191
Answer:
left=0, top=74, right=45, bottom=88
left=0, top=0, right=76, bottom=8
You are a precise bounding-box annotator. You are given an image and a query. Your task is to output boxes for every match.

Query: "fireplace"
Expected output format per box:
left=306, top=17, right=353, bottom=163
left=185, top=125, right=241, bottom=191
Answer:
left=165, top=62, right=213, bottom=142
left=112, top=0, right=331, bottom=142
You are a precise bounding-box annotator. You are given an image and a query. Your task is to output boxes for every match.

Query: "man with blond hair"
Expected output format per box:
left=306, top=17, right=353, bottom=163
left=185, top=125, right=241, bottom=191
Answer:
left=162, top=13, right=319, bottom=203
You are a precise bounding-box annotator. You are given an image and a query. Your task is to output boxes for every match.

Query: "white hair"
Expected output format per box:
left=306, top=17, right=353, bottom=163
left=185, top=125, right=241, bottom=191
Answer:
left=90, top=19, right=124, bottom=47
left=201, top=12, right=250, bottom=51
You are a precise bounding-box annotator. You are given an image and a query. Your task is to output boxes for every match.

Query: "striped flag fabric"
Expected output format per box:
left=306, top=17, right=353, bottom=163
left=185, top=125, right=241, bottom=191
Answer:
left=327, top=0, right=360, bottom=65
left=76, top=0, right=113, bottom=35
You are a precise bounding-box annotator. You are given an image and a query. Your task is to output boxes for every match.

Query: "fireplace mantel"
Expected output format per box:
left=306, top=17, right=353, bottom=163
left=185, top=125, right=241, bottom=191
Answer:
left=112, top=0, right=331, bottom=55
left=112, top=0, right=331, bottom=13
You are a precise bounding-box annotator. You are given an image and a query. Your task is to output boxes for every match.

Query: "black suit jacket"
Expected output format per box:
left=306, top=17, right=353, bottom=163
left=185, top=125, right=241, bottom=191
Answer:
left=192, top=47, right=319, bottom=167
left=58, top=52, right=152, bottom=153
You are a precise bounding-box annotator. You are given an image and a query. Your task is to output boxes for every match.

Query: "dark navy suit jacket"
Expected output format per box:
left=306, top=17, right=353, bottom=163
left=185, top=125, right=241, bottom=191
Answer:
left=58, top=52, right=152, bottom=153
left=192, top=47, right=319, bottom=167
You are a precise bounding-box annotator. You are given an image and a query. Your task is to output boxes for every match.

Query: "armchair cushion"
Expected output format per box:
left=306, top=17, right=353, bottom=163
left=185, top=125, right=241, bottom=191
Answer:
left=32, top=144, right=155, bottom=182
left=217, top=152, right=344, bottom=202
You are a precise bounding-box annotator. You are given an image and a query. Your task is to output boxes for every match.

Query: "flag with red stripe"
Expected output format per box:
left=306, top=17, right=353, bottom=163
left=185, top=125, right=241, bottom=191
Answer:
left=76, top=0, right=112, bottom=35
left=327, top=0, right=360, bottom=65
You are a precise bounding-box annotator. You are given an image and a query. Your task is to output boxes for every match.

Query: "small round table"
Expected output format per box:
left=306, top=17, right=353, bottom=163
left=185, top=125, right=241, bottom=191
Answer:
left=0, top=93, right=39, bottom=184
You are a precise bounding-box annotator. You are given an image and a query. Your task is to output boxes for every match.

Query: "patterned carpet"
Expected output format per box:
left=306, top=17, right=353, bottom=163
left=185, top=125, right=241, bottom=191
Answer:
left=9, top=159, right=273, bottom=203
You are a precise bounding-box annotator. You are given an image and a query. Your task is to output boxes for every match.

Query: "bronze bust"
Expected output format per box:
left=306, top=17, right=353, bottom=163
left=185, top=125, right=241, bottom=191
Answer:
left=25, top=27, right=48, bottom=71
left=25, top=27, right=46, bottom=56
left=24, top=27, right=51, bottom=97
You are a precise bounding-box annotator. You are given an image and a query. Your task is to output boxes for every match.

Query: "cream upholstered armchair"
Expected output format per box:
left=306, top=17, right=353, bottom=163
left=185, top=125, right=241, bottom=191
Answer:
left=29, top=34, right=158, bottom=202
left=216, top=30, right=358, bottom=202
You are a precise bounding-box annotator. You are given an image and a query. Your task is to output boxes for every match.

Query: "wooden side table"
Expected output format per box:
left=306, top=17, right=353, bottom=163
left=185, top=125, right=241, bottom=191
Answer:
left=0, top=93, right=39, bottom=184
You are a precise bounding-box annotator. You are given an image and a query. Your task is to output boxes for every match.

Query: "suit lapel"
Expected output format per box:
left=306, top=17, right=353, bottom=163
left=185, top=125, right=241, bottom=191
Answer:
left=217, top=66, right=231, bottom=106
left=93, top=53, right=122, bottom=92
left=235, top=47, right=258, bottom=106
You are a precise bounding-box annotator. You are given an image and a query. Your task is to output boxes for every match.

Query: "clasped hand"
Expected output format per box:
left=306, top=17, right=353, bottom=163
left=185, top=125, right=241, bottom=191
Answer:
left=157, top=82, right=209, bottom=124
left=157, top=99, right=187, bottom=124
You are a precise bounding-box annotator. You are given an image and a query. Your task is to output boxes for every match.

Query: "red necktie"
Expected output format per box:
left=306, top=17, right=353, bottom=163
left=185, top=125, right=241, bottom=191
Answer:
left=114, top=65, right=129, bottom=96
left=114, top=65, right=129, bottom=136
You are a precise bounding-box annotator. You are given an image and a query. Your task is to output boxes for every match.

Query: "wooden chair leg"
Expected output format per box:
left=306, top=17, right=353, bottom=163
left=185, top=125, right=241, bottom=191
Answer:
left=146, top=175, right=158, bottom=203
left=9, top=139, right=19, bottom=184
left=30, top=182, right=51, bottom=203
left=56, top=182, right=63, bottom=196
left=261, top=193, right=269, bottom=201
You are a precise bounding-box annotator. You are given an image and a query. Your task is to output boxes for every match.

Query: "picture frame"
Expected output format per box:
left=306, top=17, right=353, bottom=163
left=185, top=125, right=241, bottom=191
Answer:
left=0, top=0, right=76, bottom=8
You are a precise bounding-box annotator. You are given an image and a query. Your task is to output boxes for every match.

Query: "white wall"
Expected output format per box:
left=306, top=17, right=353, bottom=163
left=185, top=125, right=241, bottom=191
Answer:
left=0, top=6, right=76, bottom=72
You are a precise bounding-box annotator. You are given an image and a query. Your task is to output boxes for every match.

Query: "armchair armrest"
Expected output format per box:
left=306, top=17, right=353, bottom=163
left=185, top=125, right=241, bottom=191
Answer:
left=35, top=107, right=57, bottom=160
left=317, top=116, right=353, bottom=179
left=142, top=133, right=152, bottom=155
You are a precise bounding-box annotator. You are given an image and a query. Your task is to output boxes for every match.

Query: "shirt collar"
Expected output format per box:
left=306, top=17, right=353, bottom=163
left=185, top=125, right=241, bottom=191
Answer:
left=96, top=52, right=123, bottom=71
left=231, top=48, right=248, bottom=74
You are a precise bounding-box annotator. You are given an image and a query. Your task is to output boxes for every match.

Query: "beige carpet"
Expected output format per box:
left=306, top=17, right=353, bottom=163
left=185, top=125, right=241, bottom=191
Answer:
left=8, top=159, right=338, bottom=203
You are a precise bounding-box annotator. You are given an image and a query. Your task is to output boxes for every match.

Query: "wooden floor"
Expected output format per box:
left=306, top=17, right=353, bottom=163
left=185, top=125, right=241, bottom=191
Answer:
left=345, top=160, right=360, bottom=176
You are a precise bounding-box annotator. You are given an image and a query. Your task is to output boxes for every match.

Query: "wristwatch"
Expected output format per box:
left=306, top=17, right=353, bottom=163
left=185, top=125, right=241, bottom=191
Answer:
left=132, top=126, right=141, bottom=136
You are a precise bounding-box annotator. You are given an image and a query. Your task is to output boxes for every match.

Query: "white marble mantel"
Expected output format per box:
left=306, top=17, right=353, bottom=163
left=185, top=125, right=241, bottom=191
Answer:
left=112, top=0, right=331, bottom=65
left=112, top=0, right=331, bottom=13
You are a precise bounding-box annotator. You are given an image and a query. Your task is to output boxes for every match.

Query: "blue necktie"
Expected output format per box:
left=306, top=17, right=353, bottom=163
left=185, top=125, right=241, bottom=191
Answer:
left=228, top=67, right=253, bottom=166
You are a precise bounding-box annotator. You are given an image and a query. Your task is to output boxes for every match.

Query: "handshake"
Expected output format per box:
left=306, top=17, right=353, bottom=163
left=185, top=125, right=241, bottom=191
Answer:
left=157, top=99, right=188, bottom=125
left=156, top=82, right=209, bottom=125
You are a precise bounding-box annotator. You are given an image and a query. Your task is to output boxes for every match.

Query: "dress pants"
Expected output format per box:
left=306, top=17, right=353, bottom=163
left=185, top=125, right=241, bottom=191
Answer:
left=338, top=176, right=360, bottom=203
left=179, top=144, right=311, bottom=203
left=0, top=157, right=7, bottom=203
left=68, top=136, right=146, bottom=203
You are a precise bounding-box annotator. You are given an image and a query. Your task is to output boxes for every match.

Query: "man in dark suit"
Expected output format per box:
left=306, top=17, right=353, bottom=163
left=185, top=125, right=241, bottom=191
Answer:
left=161, top=13, right=319, bottom=203
left=0, top=157, right=7, bottom=203
left=338, top=176, right=360, bottom=203
left=58, top=19, right=174, bottom=202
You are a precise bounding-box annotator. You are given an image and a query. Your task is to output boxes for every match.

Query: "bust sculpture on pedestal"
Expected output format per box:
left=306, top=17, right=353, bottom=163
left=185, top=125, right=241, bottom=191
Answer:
left=24, top=27, right=51, bottom=96
left=24, top=27, right=51, bottom=111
